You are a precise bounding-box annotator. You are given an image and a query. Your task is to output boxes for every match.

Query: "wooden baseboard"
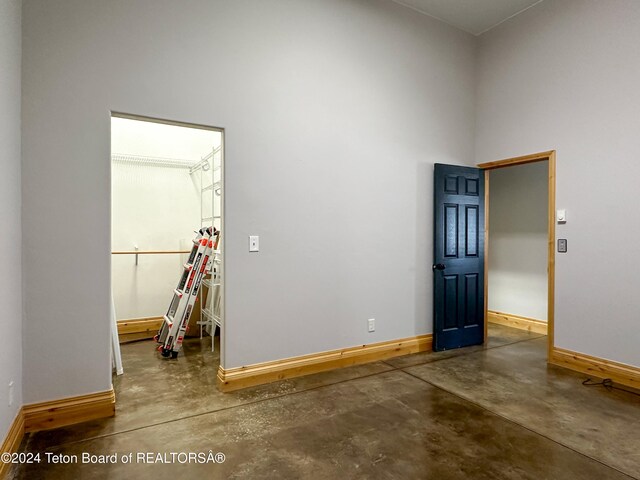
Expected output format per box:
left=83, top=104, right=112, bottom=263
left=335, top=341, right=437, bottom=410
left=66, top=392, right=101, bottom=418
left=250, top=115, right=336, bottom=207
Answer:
left=217, top=334, right=432, bottom=392
left=117, top=317, right=163, bottom=336
left=550, top=347, right=640, bottom=391
left=0, top=408, right=25, bottom=478
left=23, top=388, right=115, bottom=433
left=488, top=310, right=547, bottom=335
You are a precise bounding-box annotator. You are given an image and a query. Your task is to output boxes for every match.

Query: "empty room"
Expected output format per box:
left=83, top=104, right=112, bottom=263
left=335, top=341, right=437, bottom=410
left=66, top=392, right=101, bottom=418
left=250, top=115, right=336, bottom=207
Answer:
left=1, top=0, right=639, bottom=479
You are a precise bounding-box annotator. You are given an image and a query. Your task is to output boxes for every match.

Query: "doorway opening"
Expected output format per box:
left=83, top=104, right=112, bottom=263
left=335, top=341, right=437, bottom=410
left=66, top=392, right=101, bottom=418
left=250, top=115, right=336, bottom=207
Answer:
left=479, top=151, right=556, bottom=359
left=110, top=113, right=225, bottom=377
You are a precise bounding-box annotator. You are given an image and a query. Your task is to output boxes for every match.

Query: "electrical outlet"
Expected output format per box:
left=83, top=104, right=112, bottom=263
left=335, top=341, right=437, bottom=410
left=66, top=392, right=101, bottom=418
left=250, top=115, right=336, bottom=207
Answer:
left=368, top=318, right=375, bottom=333
left=8, top=381, right=14, bottom=407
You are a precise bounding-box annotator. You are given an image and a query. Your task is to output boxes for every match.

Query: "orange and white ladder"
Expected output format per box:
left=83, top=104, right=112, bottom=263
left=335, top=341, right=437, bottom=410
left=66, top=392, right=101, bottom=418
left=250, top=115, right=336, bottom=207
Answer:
left=155, top=227, right=219, bottom=358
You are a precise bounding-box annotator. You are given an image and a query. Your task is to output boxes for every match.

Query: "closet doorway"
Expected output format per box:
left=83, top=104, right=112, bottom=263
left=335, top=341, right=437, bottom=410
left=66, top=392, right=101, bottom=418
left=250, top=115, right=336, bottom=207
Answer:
left=110, top=113, right=224, bottom=375
left=479, top=151, right=555, bottom=359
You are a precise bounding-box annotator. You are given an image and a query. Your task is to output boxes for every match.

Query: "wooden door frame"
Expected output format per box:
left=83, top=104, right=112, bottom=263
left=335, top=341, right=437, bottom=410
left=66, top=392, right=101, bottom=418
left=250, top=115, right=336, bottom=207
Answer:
left=478, top=150, right=556, bottom=361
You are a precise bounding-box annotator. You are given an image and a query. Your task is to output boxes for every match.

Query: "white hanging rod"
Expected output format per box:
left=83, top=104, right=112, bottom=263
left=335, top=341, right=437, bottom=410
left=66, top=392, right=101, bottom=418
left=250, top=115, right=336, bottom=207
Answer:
left=111, top=154, right=196, bottom=169
left=111, top=250, right=190, bottom=255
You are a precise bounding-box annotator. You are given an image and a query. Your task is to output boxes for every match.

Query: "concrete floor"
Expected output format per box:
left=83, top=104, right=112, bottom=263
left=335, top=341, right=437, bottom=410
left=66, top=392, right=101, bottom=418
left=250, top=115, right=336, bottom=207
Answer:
left=11, top=325, right=640, bottom=479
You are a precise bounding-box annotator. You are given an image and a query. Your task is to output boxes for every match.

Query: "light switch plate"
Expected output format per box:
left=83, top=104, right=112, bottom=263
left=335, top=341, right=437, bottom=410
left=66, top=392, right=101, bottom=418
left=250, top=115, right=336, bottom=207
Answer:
left=249, top=235, right=259, bottom=252
left=368, top=318, right=375, bottom=333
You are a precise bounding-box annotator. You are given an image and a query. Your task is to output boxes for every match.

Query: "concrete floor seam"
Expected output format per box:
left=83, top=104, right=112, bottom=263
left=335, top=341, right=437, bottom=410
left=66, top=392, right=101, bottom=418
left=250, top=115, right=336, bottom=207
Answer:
left=398, top=368, right=639, bottom=480
left=379, top=334, right=545, bottom=370
left=32, top=368, right=401, bottom=450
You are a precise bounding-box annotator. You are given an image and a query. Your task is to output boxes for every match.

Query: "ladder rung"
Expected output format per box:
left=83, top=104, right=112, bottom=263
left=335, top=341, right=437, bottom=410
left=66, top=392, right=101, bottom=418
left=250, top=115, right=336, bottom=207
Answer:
left=202, top=308, right=222, bottom=324
left=163, top=315, right=174, bottom=327
left=174, top=289, right=183, bottom=298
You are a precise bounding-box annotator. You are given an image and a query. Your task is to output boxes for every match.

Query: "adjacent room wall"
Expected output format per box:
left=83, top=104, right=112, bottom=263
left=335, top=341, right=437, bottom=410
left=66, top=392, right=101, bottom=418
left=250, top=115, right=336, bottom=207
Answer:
left=476, top=0, right=640, bottom=367
left=21, top=0, right=476, bottom=402
left=0, top=0, right=23, bottom=435
left=488, top=162, right=547, bottom=321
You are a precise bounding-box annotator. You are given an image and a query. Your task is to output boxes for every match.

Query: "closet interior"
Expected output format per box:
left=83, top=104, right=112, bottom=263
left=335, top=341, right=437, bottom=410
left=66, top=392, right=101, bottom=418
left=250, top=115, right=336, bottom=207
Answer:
left=110, top=115, right=223, bottom=369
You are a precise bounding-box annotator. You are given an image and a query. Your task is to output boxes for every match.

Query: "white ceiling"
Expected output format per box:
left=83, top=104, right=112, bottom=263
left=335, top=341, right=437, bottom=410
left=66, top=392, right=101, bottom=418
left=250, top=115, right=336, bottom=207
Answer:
left=391, top=0, right=544, bottom=35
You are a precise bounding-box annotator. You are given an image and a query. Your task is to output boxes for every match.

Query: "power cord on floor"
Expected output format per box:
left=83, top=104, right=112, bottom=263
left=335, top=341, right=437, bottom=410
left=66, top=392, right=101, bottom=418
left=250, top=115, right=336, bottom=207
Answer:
left=582, top=378, right=640, bottom=397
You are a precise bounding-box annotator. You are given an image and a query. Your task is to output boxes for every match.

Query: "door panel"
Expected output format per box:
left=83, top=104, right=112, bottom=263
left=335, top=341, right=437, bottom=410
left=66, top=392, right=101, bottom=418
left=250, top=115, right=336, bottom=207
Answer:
left=464, top=273, right=479, bottom=327
left=444, top=205, right=458, bottom=257
left=443, top=275, right=458, bottom=330
left=465, top=206, right=479, bottom=256
left=433, top=164, right=485, bottom=351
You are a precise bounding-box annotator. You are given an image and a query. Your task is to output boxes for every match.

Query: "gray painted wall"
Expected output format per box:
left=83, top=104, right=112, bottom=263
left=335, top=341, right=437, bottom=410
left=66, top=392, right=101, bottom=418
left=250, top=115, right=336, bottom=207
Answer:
left=21, top=0, right=476, bottom=403
left=476, top=0, right=640, bottom=366
left=0, top=0, right=23, bottom=437
left=488, top=162, right=548, bottom=321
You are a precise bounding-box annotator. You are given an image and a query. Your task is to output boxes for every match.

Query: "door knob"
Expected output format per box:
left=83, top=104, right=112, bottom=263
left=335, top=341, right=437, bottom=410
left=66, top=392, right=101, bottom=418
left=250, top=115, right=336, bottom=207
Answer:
left=432, top=263, right=446, bottom=271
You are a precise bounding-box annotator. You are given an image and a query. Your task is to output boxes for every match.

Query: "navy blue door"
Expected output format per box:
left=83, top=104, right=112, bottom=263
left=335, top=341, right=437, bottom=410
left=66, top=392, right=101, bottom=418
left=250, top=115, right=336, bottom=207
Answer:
left=433, top=164, right=485, bottom=351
